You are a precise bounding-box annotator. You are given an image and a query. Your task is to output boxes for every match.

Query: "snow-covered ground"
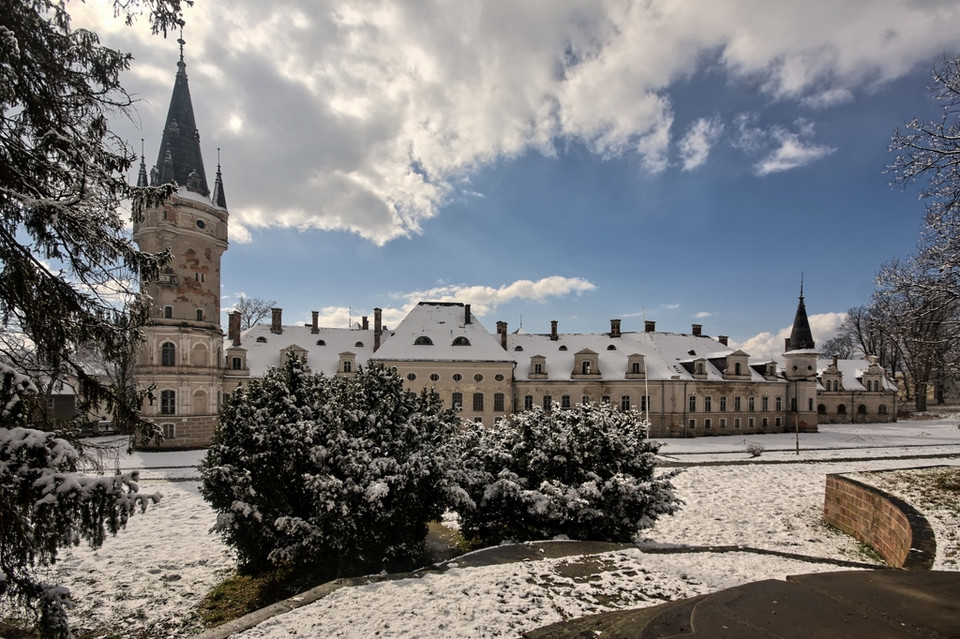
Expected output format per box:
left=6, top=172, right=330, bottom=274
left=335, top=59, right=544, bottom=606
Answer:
left=46, top=417, right=960, bottom=638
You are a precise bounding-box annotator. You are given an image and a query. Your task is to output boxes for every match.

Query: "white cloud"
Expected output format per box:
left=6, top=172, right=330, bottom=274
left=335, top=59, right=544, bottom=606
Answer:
left=679, top=117, right=724, bottom=170
left=398, top=276, right=596, bottom=316
left=754, top=126, right=836, bottom=175
left=77, top=0, right=960, bottom=244
left=734, top=312, right=846, bottom=360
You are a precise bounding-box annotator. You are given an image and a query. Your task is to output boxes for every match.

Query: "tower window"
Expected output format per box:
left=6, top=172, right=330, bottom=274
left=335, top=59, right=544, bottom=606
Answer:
left=196, top=309, right=204, bottom=321
left=195, top=219, right=206, bottom=229
left=163, top=306, right=173, bottom=319
left=231, top=357, right=242, bottom=370
left=160, top=390, right=176, bottom=415
left=161, top=342, right=176, bottom=366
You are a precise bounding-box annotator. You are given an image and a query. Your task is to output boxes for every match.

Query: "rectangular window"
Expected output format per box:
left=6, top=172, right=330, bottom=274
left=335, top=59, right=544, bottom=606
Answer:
left=452, top=392, right=463, bottom=410
left=473, top=393, right=484, bottom=411
left=748, top=397, right=755, bottom=412
left=762, top=417, right=769, bottom=427
left=734, top=396, right=742, bottom=411
left=776, top=396, right=782, bottom=412
left=494, top=393, right=505, bottom=412
left=719, top=396, right=727, bottom=412
left=704, top=418, right=712, bottom=429
left=762, top=396, right=769, bottom=412
left=196, top=309, right=204, bottom=321
left=161, top=423, right=175, bottom=439
left=164, top=306, right=173, bottom=319
left=719, top=418, right=726, bottom=429
left=641, top=395, right=648, bottom=412
left=791, top=397, right=797, bottom=412
left=231, top=357, right=242, bottom=370
left=601, top=395, right=610, bottom=405
left=543, top=395, right=552, bottom=411
left=735, top=418, right=741, bottom=429
left=749, top=417, right=755, bottom=429
left=621, top=396, right=631, bottom=411
left=561, top=395, right=571, bottom=409
left=160, top=390, right=176, bottom=415
left=689, top=395, right=696, bottom=412
left=688, top=419, right=696, bottom=430
left=524, top=395, right=533, bottom=410
left=704, top=396, right=712, bottom=412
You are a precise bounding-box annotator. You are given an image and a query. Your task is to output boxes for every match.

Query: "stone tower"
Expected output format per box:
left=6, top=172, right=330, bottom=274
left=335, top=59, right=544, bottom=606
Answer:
left=133, top=40, right=228, bottom=446
left=783, top=283, right=819, bottom=432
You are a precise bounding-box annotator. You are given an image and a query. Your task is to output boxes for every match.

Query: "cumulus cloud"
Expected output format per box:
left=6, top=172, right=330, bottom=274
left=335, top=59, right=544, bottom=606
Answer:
left=679, top=117, right=724, bottom=170
left=734, top=311, right=846, bottom=360
left=398, top=276, right=596, bottom=316
left=76, top=0, right=960, bottom=244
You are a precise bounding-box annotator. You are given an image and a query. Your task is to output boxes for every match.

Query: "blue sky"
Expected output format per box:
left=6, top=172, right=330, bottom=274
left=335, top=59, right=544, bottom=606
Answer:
left=75, top=1, right=958, bottom=358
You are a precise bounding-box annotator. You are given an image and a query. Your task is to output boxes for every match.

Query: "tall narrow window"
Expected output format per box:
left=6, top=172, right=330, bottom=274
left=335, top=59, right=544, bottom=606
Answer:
left=581, top=361, right=591, bottom=374
left=719, top=396, right=727, bottom=412
left=161, top=342, right=176, bottom=366
left=473, top=393, right=484, bottom=411
left=494, top=393, right=505, bottom=412
left=561, top=395, right=571, bottom=409
left=163, top=306, right=173, bottom=319
left=543, top=395, right=552, bottom=411
left=734, top=396, right=742, bottom=411
left=704, top=396, right=712, bottom=412
left=748, top=397, right=755, bottom=412
left=343, top=360, right=352, bottom=373
left=452, top=392, right=463, bottom=409
left=196, top=309, right=204, bottom=321
left=775, top=396, right=782, bottom=412
left=524, top=395, right=533, bottom=410
left=688, top=395, right=696, bottom=412
left=621, top=396, right=631, bottom=411
left=762, top=396, right=769, bottom=412
left=160, top=390, right=176, bottom=415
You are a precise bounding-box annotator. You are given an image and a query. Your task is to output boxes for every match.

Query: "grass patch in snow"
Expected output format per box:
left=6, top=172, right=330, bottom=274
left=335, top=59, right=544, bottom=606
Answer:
left=199, top=565, right=321, bottom=628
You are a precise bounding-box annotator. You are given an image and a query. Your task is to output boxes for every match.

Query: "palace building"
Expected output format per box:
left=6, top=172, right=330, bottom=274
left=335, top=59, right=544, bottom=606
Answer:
left=133, top=49, right=898, bottom=448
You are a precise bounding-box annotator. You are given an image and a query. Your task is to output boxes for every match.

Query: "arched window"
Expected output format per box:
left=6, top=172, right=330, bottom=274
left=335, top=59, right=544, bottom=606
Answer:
left=414, top=336, right=433, bottom=345
left=879, top=404, right=888, bottom=414
left=858, top=404, right=867, bottom=414
left=343, top=361, right=352, bottom=373
left=161, top=342, right=176, bottom=366
left=355, top=341, right=364, bottom=348
left=818, top=404, right=827, bottom=414
left=161, top=423, right=175, bottom=439
left=452, top=336, right=470, bottom=346
left=632, top=362, right=641, bottom=374
left=514, top=345, right=523, bottom=351
left=534, top=363, right=543, bottom=374
left=231, top=356, right=242, bottom=370
left=837, top=404, right=847, bottom=414
left=581, top=361, right=591, bottom=374
left=160, top=390, right=176, bottom=415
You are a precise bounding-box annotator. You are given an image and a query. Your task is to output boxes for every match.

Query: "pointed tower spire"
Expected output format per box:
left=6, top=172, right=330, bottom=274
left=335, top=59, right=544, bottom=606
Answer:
left=154, top=35, right=209, bottom=197
left=212, top=148, right=228, bottom=209
left=787, top=277, right=815, bottom=351
left=136, top=139, right=149, bottom=187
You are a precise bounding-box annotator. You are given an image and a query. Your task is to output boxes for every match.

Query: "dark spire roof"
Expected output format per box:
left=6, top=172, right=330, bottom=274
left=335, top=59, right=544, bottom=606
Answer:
left=153, top=37, right=209, bottom=197
left=787, top=281, right=815, bottom=351
left=136, top=140, right=149, bottom=187
left=212, top=149, right=227, bottom=208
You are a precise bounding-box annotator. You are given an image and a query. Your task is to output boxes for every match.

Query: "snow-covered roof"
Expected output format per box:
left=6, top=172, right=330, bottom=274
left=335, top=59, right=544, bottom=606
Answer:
left=815, top=357, right=897, bottom=392
left=509, top=330, right=769, bottom=382
left=238, top=324, right=376, bottom=378
left=372, top=302, right=514, bottom=362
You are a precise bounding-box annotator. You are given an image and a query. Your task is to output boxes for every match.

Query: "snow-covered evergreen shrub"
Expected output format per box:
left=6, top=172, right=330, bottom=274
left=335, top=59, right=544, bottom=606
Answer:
left=200, top=357, right=462, bottom=575
left=454, top=402, right=681, bottom=545
left=0, top=364, right=159, bottom=639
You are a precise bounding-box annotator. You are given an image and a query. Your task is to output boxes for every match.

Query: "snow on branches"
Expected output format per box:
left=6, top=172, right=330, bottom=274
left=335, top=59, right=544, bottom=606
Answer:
left=454, top=402, right=682, bottom=545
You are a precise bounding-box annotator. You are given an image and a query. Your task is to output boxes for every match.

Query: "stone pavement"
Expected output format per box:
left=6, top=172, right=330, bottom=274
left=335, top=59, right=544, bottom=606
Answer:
left=524, top=568, right=960, bottom=638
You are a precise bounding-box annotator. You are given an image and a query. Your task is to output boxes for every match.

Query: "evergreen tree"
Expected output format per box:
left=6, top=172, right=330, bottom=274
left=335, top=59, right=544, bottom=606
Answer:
left=0, top=2, right=187, bottom=636
left=200, top=358, right=463, bottom=575
left=454, top=402, right=681, bottom=545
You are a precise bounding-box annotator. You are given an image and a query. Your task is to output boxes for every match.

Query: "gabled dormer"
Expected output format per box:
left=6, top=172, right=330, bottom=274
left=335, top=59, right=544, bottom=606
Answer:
left=821, top=355, right=842, bottom=392
left=722, top=350, right=751, bottom=380
left=572, top=349, right=600, bottom=378
left=626, top=353, right=645, bottom=379
left=280, top=344, right=308, bottom=369
left=529, top=355, right=547, bottom=379
left=337, top=351, right=357, bottom=376
left=861, top=355, right=887, bottom=392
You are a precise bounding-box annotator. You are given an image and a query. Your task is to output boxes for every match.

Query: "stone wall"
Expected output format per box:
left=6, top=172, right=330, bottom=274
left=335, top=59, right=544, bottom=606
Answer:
left=823, top=473, right=935, bottom=569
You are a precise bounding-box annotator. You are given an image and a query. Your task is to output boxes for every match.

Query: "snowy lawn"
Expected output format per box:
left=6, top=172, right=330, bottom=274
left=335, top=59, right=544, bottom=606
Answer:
left=41, top=419, right=960, bottom=638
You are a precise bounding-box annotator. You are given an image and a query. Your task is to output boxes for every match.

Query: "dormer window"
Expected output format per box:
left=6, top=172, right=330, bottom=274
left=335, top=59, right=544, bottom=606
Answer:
left=572, top=349, right=599, bottom=378
left=530, top=355, right=547, bottom=378
left=316, top=340, right=326, bottom=346
left=355, top=341, right=364, bottom=348
left=414, top=336, right=434, bottom=345
left=256, top=336, right=267, bottom=343
left=452, top=336, right=470, bottom=346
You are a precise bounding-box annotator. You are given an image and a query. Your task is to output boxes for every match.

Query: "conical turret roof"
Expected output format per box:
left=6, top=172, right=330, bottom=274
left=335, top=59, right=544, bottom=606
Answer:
left=153, top=38, right=209, bottom=197
left=787, top=286, right=815, bottom=351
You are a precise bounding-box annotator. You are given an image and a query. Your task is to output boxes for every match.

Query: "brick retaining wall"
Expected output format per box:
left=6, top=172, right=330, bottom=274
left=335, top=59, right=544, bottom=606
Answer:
left=823, top=473, right=935, bottom=569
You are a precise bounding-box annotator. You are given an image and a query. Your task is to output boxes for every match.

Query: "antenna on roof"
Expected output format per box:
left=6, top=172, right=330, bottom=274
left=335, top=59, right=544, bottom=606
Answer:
left=519, top=313, right=523, bottom=329
left=641, top=306, right=651, bottom=430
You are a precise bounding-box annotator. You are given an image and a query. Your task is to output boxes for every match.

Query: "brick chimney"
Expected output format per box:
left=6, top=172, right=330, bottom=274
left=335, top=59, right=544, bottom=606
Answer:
left=374, top=307, right=382, bottom=351
left=311, top=311, right=319, bottom=334
left=496, top=321, right=507, bottom=350
left=718, top=335, right=728, bottom=346
left=610, top=319, right=621, bottom=338
left=271, top=308, right=282, bottom=334
left=362, top=316, right=369, bottom=330
left=464, top=304, right=472, bottom=325
left=228, top=311, right=241, bottom=346
left=550, top=320, right=558, bottom=341
left=644, top=320, right=656, bottom=333
left=692, top=324, right=702, bottom=336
